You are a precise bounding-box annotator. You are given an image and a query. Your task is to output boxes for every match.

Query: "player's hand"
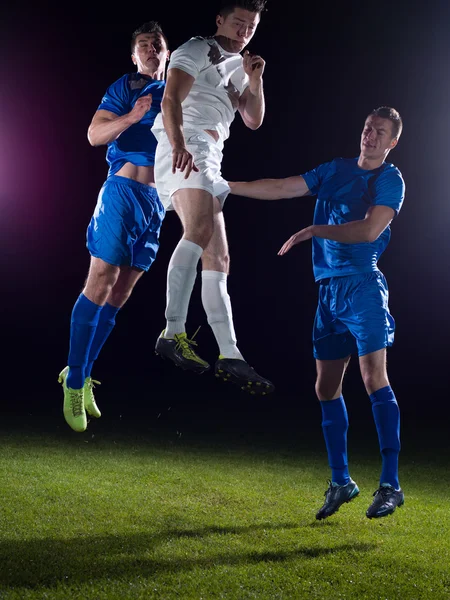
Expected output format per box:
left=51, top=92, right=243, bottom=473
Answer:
left=128, top=95, right=153, bottom=123
left=172, top=145, right=199, bottom=179
left=243, top=50, right=265, bottom=82
left=278, top=227, right=313, bottom=255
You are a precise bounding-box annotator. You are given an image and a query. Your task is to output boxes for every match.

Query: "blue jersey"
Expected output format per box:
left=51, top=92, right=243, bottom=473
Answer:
left=302, top=158, right=405, bottom=282
left=98, top=73, right=165, bottom=177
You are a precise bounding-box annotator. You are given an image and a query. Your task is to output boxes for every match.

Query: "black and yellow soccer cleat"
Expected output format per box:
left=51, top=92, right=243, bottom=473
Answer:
left=214, top=357, right=275, bottom=395
left=366, top=485, right=404, bottom=519
left=155, top=330, right=210, bottom=374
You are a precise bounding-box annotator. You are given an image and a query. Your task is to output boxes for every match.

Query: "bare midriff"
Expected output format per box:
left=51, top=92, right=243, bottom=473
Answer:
left=204, top=129, right=219, bottom=142
left=114, top=163, right=156, bottom=186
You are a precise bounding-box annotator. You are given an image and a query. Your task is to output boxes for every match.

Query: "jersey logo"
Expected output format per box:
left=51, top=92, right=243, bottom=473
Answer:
left=207, top=41, right=241, bottom=109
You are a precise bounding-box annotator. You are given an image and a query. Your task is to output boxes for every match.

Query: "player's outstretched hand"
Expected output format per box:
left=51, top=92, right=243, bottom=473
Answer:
left=278, top=226, right=313, bottom=255
left=172, top=146, right=199, bottom=179
left=129, top=95, right=153, bottom=123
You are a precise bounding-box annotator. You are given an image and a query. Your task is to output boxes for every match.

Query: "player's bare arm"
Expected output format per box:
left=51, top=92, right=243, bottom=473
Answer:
left=87, top=96, right=153, bottom=146
left=229, top=175, right=310, bottom=200
left=161, top=68, right=199, bottom=178
left=238, top=50, right=265, bottom=129
left=278, top=205, right=396, bottom=255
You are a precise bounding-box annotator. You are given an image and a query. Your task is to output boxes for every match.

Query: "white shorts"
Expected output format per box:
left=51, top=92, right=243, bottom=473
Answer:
left=154, top=129, right=231, bottom=211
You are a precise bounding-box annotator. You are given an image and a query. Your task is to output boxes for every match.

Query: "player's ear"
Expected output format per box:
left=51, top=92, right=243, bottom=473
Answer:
left=390, top=137, right=398, bottom=150
left=131, top=53, right=137, bottom=66
left=216, top=14, right=224, bottom=27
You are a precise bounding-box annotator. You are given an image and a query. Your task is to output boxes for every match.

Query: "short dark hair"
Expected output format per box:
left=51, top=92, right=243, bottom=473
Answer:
left=131, top=21, right=169, bottom=53
left=218, top=0, right=267, bottom=18
left=369, top=106, right=403, bottom=139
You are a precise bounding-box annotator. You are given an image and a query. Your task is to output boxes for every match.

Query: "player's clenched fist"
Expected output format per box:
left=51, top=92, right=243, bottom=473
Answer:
left=129, top=94, right=153, bottom=123
left=243, top=50, right=265, bottom=81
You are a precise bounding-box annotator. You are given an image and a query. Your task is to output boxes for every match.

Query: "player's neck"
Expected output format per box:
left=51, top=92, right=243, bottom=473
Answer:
left=214, top=35, right=242, bottom=53
left=357, top=154, right=386, bottom=171
left=139, top=68, right=165, bottom=81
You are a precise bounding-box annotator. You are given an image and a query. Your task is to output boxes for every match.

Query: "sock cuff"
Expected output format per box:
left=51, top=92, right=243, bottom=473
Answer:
left=103, top=302, right=120, bottom=318
left=179, top=239, right=204, bottom=257
left=320, top=396, right=348, bottom=422
left=202, top=270, right=227, bottom=281
left=369, top=386, right=396, bottom=404
left=79, top=293, right=102, bottom=311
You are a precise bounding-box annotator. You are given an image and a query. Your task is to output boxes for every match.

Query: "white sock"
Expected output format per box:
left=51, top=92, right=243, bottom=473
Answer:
left=201, top=270, right=244, bottom=360
left=165, top=239, right=203, bottom=338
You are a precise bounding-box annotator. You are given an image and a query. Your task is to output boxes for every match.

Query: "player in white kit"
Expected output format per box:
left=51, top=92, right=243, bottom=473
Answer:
left=152, top=0, right=274, bottom=395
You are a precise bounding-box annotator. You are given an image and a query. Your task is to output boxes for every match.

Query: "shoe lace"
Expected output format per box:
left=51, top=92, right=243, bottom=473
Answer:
left=69, top=389, right=84, bottom=417
left=324, top=480, right=334, bottom=498
left=175, top=326, right=202, bottom=360
left=86, top=378, right=101, bottom=390
left=373, top=485, right=394, bottom=499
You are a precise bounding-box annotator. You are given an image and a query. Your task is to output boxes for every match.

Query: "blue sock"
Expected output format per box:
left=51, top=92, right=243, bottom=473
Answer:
left=320, top=396, right=350, bottom=486
left=370, top=386, right=400, bottom=489
left=85, top=303, right=120, bottom=378
left=67, top=294, right=102, bottom=389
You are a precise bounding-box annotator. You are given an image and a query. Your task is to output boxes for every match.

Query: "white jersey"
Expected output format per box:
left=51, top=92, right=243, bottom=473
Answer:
left=152, top=36, right=249, bottom=143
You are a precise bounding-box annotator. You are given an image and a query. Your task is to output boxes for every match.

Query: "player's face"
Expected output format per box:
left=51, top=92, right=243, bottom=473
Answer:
left=132, top=33, right=169, bottom=75
left=360, top=116, right=398, bottom=159
left=216, top=8, right=260, bottom=51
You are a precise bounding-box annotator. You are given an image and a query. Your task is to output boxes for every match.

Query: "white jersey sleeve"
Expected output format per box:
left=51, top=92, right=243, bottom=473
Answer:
left=168, top=37, right=209, bottom=79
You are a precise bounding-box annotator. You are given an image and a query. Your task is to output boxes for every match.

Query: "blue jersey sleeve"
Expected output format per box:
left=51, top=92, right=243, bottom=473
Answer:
left=373, top=167, right=405, bottom=216
left=301, top=161, right=333, bottom=195
left=98, top=75, right=130, bottom=117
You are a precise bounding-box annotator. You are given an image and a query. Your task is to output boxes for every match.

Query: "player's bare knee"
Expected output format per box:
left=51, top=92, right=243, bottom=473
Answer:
left=361, top=371, right=388, bottom=395
left=315, top=380, right=341, bottom=401
left=185, top=223, right=214, bottom=249
left=202, top=251, right=229, bottom=272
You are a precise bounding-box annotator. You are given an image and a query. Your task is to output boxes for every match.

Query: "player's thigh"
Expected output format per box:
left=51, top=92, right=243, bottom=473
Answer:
left=202, top=199, right=229, bottom=271
left=315, top=356, right=351, bottom=400
left=84, top=257, right=121, bottom=303
left=108, top=266, right=145, bottom=308
left=171, top=188, right=214, bottom=237
left=359, top=348, right=389, bottom=394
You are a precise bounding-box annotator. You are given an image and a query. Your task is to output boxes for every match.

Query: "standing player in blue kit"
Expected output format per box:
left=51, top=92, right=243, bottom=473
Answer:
left=228, top=107, right=406, bottom=520
left=58, top=22, right=169, bottom=432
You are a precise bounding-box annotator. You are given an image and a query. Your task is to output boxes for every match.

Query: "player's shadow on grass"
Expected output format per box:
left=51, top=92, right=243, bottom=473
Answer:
left=0, top=522, right=376, bottom=590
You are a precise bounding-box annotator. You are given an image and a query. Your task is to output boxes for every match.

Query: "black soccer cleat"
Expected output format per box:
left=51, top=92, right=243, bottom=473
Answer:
left=316, top=479, right=360, bottom=520
left=155, top=330, right=210, bottom=374
left=366, top=485, right=404, bottom=519
left=214, top=357, right=274, bottom=395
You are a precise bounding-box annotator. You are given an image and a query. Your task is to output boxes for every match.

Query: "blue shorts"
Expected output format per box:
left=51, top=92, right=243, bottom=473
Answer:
left=86, top=175, right=165, bottom=271
left=313, top=271, right=395, bottom=360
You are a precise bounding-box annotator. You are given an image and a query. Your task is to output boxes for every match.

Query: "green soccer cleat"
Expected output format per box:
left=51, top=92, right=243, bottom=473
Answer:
left=58, top=367, right=87, bottom=433
left=316, top=479, right=360, bottom=520
left=155, top=329, right=210, bottom=374
left=84, top=377, right=101, bottom=418
left=214, top=357, right=275, bottom=395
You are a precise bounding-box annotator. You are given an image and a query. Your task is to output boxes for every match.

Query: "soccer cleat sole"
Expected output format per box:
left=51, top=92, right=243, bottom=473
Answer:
left=155, top=351, right=210, bottom=375
left=366, top=498, right=405, bottom=519
left=215, top=369, right=274, bottom=395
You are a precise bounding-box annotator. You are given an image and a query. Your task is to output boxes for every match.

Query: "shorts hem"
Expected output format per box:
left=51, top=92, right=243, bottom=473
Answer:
left=164, top=184, right=215, bottom=210
left=88, top=251, right=130, bottom=268
left=357, top=341, right=393, bottom=357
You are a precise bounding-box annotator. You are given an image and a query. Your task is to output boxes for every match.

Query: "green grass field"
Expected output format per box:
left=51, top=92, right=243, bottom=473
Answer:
left=0, top=421, right=448, bottom=599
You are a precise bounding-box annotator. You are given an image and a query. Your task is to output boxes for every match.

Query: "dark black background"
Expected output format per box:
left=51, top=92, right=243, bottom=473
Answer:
left=1, top=0, right=449, bottom=440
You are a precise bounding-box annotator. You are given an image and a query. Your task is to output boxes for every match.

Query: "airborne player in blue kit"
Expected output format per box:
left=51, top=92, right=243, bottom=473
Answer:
left=229, top=107, right=406, bottom=520
left=58, top=22, right=169, bottom=433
